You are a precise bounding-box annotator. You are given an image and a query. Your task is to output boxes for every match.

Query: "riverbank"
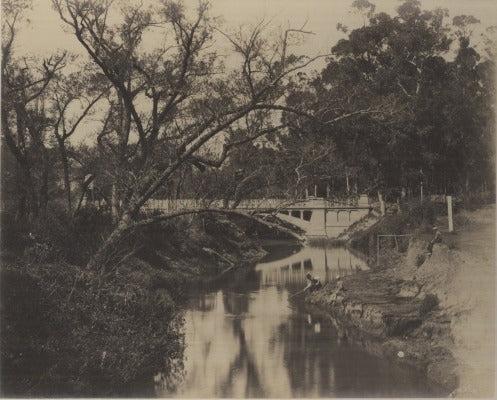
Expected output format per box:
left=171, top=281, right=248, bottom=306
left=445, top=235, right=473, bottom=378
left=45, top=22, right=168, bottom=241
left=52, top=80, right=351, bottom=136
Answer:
left=306, top=203, right=495, bottom=396
left=0, top=213, right=271, bottom=396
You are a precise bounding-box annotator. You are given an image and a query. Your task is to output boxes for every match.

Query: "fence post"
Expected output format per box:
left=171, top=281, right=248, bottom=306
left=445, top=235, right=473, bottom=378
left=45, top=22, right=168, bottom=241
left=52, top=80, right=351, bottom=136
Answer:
left=447, top=195, right=454, bottom=232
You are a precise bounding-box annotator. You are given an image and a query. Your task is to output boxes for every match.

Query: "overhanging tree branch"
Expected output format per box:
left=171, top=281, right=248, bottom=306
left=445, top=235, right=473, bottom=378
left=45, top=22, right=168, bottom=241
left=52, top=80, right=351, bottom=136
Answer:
left=134, top=207, right=305, bottom=241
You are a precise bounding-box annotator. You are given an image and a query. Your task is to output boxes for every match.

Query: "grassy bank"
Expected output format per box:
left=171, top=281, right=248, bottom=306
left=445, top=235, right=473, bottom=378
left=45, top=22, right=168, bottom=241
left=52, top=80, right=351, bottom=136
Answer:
left=0, top=211, right=270, bottom=396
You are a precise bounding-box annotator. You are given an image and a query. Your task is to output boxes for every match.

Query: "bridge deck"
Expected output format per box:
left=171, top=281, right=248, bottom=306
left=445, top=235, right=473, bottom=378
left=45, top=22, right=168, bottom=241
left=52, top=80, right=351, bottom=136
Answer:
left=144, top=197, right=370, bottom=212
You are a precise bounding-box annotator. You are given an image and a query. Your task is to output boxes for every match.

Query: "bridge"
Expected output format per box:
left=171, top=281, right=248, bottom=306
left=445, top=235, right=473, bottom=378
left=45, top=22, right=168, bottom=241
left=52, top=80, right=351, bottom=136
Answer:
left=144, top=195, right=372, bottom=238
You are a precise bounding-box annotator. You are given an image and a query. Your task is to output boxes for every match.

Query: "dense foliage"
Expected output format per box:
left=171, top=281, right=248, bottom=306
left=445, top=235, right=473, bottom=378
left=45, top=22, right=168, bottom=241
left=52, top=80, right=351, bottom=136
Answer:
left=162, top=3, right=495, bottom=204
left=241, top=0, right=495, bottom=200
left=1, top=0, right=494, bottom=261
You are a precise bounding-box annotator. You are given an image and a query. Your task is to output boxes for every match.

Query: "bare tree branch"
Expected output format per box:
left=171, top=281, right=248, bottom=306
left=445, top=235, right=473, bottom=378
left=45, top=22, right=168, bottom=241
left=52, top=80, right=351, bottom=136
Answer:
left=134, top=208, right=305, bottom=241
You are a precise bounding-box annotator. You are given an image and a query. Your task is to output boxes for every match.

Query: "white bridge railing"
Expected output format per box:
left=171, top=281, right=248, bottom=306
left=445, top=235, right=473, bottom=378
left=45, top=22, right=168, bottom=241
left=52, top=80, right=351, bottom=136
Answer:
left=143, top=198, right=293, bottom=212
left=143, top=195, right=370, bottom=212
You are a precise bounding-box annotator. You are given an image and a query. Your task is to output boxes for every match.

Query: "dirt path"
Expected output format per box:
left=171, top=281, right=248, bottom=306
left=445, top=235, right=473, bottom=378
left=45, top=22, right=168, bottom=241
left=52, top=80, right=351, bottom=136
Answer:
left=437, top=205, right=495, bottom=397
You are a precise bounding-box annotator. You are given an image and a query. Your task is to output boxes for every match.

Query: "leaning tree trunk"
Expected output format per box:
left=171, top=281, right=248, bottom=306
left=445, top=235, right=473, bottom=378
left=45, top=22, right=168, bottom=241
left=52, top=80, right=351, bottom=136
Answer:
left=86, top=213, right=134, bottom=272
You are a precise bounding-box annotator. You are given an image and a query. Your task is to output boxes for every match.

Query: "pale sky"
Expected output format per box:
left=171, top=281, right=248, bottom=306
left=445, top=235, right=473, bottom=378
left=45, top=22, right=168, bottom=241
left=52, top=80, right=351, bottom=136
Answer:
left=9, top=0, right=497, bottom=144
left=15, top=0, right=497, bottom=63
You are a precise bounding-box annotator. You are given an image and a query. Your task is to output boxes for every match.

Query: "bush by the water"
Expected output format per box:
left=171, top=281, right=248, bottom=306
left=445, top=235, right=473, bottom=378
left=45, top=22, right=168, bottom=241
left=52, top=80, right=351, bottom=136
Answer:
left=1, top=261, right=185, bottom=396
left=349, top=201, right=439, bottom=260
left=1, top=210, right=267, bottom=396
left=1, top=206, right=113, bottom=266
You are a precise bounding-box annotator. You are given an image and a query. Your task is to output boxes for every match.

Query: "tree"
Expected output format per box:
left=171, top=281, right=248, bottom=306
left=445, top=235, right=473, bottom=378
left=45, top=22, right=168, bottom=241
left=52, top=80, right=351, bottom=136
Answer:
left=53, top=0, right=350, bottom=270
left=261, top=0, right=495, bottom=209
left=291, top=0, right=494, bottom=202
left=2, top=0, right=67, bottom=219
left=47, top=68, right=109, bottom=212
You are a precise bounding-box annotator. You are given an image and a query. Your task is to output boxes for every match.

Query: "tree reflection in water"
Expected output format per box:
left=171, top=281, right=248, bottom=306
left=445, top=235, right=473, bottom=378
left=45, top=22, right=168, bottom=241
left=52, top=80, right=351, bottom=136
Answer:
left=156, top=243, right=438, bottom=398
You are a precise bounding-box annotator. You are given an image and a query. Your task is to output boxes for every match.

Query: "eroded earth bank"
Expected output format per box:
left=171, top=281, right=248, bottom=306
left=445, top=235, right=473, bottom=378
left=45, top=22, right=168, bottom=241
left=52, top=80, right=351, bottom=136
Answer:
left=306, top=204, right=495, bottom=397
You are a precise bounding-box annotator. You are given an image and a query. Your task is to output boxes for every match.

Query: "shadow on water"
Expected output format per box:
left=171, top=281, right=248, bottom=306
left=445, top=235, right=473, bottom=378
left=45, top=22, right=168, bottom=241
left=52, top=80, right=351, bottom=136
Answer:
left=154, top=241, right=443, bottom=398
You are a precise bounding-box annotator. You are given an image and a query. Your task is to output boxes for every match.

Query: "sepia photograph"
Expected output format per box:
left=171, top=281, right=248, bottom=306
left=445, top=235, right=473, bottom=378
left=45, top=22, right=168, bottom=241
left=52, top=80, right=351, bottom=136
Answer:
left=1, top=0, right=495, bottom=397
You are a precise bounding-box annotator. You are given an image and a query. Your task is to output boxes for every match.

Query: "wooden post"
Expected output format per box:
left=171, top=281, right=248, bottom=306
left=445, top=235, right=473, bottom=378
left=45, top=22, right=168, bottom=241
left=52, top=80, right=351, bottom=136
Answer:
left=378, top=192, right=385, bottom=216
left=326, top=183, right=330, bottom=199
left=314, top=184, right=317, bottom=197
left=447, top=195, right=454, bottom=232
left=420, top=181, right=424, bottom=202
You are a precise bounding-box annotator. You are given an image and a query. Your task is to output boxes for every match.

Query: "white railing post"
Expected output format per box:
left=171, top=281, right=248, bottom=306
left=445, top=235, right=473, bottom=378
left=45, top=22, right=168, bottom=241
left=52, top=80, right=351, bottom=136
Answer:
left=447, top=195, right=454, bottom=232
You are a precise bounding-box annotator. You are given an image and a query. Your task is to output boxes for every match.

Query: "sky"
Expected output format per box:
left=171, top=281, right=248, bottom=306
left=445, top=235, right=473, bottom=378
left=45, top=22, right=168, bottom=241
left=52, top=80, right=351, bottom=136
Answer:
left=15, top=0, right=497, bottom=61
left=9, top=0, right=497, bottom=144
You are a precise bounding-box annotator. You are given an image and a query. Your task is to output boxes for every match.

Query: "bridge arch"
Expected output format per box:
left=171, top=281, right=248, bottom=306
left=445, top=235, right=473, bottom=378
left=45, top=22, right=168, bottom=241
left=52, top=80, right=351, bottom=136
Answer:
left=144, top=196, right=371, bottom=238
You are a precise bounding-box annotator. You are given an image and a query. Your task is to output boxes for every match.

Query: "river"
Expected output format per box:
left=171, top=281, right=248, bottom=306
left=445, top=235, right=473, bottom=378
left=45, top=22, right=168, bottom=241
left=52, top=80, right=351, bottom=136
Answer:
left=154, top=241, right=441, bottom=398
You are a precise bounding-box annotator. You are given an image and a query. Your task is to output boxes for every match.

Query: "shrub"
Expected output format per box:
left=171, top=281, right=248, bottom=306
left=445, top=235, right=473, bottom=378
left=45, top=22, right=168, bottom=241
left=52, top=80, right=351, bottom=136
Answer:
left=403, top=201, right=437, bottom=228
left=69, top=207, right=113, bottom=265
left=458, top=191, right=495, bottom=211
left=1, top=211, right=31, bottom=253
left=1, top=261, right=185, bottom=396
left=349, top=200, right=440, bottom=259
left=3, top=206, right=114, bottom=266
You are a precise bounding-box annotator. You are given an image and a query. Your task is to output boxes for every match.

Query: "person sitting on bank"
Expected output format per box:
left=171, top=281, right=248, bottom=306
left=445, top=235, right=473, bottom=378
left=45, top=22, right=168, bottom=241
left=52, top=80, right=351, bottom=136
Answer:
left=427, top=226, right=442, bottom=254
left=306, top=273, right=322, bottom=292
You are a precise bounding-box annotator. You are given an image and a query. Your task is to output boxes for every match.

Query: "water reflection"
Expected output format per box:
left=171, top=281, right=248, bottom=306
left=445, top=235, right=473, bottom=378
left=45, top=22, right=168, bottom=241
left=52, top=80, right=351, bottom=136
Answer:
left=255, top=243, right=368, bottom=290
left=157, top=243, right=438, bottom=398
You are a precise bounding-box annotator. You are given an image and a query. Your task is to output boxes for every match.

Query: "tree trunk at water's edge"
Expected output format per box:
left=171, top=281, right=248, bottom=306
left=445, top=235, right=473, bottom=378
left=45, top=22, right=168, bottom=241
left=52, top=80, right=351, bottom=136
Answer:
left=86, top=213, right=133, bottom=272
